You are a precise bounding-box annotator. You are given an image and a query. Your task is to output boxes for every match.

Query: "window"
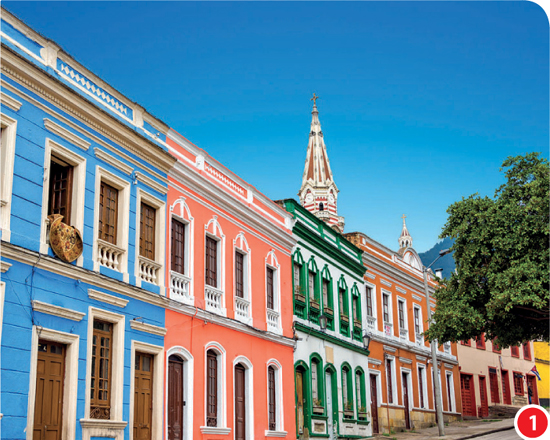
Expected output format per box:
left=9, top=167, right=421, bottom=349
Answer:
left=383, top=293, right=390, bottom=323
left=205, top=236, right=218, bottom=287
left=311, top=357, right=323, bottom=410
left=0, top=114, right=17, bottom=242
left=171, top=219, right=186, bottom=274
left=386, top=358, right=394, bottom=404
left=492, top=339, right=501, bottom=353
left=268, top=366, right=276, bottom=431
left=308, top=271, right=315, bottom=302
left=513, top=373, right=524, bottom=395
left=235, top=251, right=244, bottom=298
left=523, top=342, right=531, bottom=360
left=366, top=286, right=373, bottom=317
left=322, top=280, right=330, bottom=311
left=321, top=270, right=334, bottom=330
left=342, top=365, right=353, bottom=417
left=418, top=366, right=426, bottom=408
left=489, top=368, right=500, bottom=404
left=461, top=340, right=471, bottom=346
left=355, top=369, right=367, bottom=419
left=446, top=372, right=455, bottom=412
left=90, top=320, right=113, bottom=419
left=398, top=300, right=405, bottom=330
left=48, top=157, right=74, bottom=225
left=339, top=284, right=349, bottom=336
left=207, top=350, right=218, bottom=426
left=139, top=202, right=156, bottom=260
left=293, top=262, right=302, bottom=298
left=476, top=334, right=486, bottom=350
left=267, top=267, right=274, bottom=310
left=99, top=181, right=118, bottom=244
left=511, top=346, right=520, bottom=358
left=353, top=295, right=360, bottom=324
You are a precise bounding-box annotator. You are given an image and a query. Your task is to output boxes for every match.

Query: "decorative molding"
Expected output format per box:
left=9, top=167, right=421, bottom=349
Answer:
left=32, top=300, right=85, bottom=321
left=412, top=294, right=423, bottom=302
left=399, top=357, right=413, bottom=365
left=94, top=148, right=132, bottom=175
left=365, top=272, right=376, bottom=279
left=380, top=278, right=392, bottom=287
left=383, top=345, right=397, bottom=353
left=444, top=363, right=454, bottom=370
left=396, top=286, right=407, bottom=294
left=79, top=419, right=127, bottom=430
left=1, top=91, right=22, bottom=111
left=44, top=118, right=91, bottom=151
left=416, top=355, right=427, bottom=362
left=135, top=171, right=167, bottom=195
left=88, top=289, right=128, bottom=308
left=129, top=320, right=167, bottom=336
left=265, top=430, right=288, bottom=437
left=369, top=358, right=382, bottom=366
left=0, top=261, right=12, bottom=273
left=200, top=427, right=232, bottom=435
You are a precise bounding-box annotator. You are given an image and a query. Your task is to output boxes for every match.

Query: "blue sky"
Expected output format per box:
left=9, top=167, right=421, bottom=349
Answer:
left=5, top=1, right=548, bottom=252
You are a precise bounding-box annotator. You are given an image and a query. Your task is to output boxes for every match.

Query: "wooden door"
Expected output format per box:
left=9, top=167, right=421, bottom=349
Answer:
left=501, top=370, right=511, bottom=405
left=527, top=375, right=539, bottom=405
left=168, top=355, right=184, bottom=440
left=460, top=374, right=475, bottom=417
left=369, top=374, right=379, bottom=434
left=296, top=370, right=305, bottom=435
left=33, top=341, right=65, bottom=440
left=402, top=372, right=411, bottom=429
left=134, top=352, right=154, bottom=440
left=478, top=376, right=488, bottom=417
left=235, top=364, right=246, bottom=440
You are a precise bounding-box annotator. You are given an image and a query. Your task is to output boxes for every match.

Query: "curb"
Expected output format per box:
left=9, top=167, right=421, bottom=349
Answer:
left=451, top=424, right=515, bottom=440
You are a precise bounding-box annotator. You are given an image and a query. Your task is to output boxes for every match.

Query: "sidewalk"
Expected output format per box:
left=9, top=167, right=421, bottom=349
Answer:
left=375, top=418, right=516, bottom=440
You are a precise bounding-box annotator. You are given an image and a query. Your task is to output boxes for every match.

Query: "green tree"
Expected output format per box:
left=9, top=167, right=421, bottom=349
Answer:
left=425, top=153, right=549, bottom=348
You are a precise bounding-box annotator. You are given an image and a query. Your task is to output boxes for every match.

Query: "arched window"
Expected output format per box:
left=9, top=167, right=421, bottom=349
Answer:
left=292, top=250, right=306, bottom=319
left=355, top=368, right=367, bottom=420
left=338, top=277, right=350, bottom=337
left=319, top=202, right=324, bottom=211
left=268, top=366, right=276, bottom=430
left=342, top=364, right=354, bottom=418
left=310, top=355, right=324, bottom=414
left=321, top=266, right=334, bottom=330
left=267, top=359, right=283, bottom=433
left=351, top=284, right=362, bottom=341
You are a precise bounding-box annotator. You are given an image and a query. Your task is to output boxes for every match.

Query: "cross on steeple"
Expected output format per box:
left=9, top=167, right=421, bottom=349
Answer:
left=402, top=214, right=406, bottom=221
left=311, top=93, right=319, bottom=106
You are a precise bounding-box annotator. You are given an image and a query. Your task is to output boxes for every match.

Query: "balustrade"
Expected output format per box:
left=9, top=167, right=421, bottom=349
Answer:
left=97, top=239, right=125, bottom=271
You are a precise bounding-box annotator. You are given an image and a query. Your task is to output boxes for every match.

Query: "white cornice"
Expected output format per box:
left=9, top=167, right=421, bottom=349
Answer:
left=94, top=148, right=132, bottom=175
left=0, top=261, right=12, bottom=273
left=129, top=320, right=167, bottom=336
left=369, top=358, right=382, bottom=366
left=364, top=257, right=434, bottom=295
left=32, top=300, right=85, bottom=321
left=88, top=289, right=128, bottom=308
left=444, top=363, right=454, bottom=369
left=1, top=91, right=22, bottom=111
left=412, top=294, right=423, bottom=302
left=399, top=357, right=413, bottom=364
left=44, top=118, right=91, bottom=151
left=1, top=48, right=176, bottom=174
left=373, top=334, right=458, bottom=364
left=416, top=355, right=427, bottom=362
left=200, top=427, right=231, bottom=435
left=169, top=165, right=296, bottom=252
left=79, top=419, right=127, bottom=430
left=383, top=345, right=397, bottom=353
left=135, top=171, right=167, bottom=195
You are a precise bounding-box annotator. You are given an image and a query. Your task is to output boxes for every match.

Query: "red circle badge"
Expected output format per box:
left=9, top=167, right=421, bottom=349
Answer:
left=514, top=405, right=550, bottom=439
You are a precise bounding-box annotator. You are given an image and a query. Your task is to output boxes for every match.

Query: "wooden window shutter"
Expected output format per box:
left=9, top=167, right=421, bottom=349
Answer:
left=205, top=236, right=217, bottom=287
left=171, top=219, right=185, bottom=273
left=98, top=181, right=118, bottom=244
left=140, top=202, right=156, bottom=260
left=48, top=158, right=73, bottom=224
left=266, top=267, right=274, bottom=310
left=207, top=351, right=218, bottom=426
left=235, top=252, right=244, bottom=298
left=268, top=366, right=276, bottom=430
left=90, top=320, right=113, bottom=419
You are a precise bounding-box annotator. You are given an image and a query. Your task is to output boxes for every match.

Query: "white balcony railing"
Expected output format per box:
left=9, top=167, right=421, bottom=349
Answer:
left=97, top=239, right=125, bottom=271
left=384, top=322, right=393, bottom=337
left=267, top=308, right=280, bottom=333
left=444, top=342, right=451, bottom=354
left=366, top=316, right=376, bottom=331
left=235, top=297, right=251, bottom=324
left=205, top=285, right=224, bottom=315
left=415, top=333, right=424, bottom=345
left=138, top=255, right=162, bottom=285
left=399, top=328, right=408, bottom=339
left=170, top=271, right=192, bottom=304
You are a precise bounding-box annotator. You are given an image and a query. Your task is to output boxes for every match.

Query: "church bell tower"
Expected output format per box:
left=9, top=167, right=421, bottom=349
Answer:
left=298, top=94, right=345, bottom=233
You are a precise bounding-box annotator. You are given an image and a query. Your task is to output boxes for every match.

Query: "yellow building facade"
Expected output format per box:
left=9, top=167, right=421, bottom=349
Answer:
left=534, top=342, right=550, bottom=407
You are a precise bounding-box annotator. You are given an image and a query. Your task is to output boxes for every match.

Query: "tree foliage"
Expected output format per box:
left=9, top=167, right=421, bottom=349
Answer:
left=425, top=153, right=549, bottom=348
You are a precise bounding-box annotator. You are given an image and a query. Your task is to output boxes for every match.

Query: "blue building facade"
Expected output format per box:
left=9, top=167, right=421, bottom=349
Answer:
left=1, top=8, right=175, bottom=440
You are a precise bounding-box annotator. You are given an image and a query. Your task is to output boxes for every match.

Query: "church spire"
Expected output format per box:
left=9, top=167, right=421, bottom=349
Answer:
left=299, top=94, right=345, bottom=233
left=398, top=214, right=413, bottom=249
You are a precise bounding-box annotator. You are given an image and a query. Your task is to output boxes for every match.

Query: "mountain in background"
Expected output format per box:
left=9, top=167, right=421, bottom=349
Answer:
left=418, top=237, right=455, bottom=279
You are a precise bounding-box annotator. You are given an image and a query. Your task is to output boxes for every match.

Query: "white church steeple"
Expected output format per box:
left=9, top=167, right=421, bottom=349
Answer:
left=299, top=94, right=345, bottom=233
left=398, top=214, right=413, bottom=249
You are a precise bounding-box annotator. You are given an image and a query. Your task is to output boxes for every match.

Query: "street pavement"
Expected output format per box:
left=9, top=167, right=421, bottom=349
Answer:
left=376, top=418, right=517, bottom=440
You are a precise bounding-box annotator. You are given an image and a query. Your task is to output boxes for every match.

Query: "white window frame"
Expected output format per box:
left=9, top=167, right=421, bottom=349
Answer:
left=0, top=113, right=17, bottom=242
left=382, top=290, right=393, bottom=336
left=25, top=326, right=79, bottom=440
left=201, top=342, right=230, bottom=435
left=83, top=307, right=125, bottom=425
left=93, top=166, right=131, bottom=281
left=266, top=359, right=286, bottom=437
left=129, top=340, right=164, bottom=440
left=169, top=198, right=194, bottom=305
left=445, top=371, right=456, bottom=413
left=165, top=346, right=194, bottom=440
left=39, top=139, right=87, bottom=264
left=204, top=217, right=226, bottom=316
left=413, top=305, right=424, bottom=345
left=417, top=364, right=428, bottom=409
left=135, top=188, right=166, bottom=288
left=385, top=355, right=398, bottom=405
left=368, top=369, right=382, bottom=409
left=364, top=283, right=377, bottom=322
left=265, top=250, right=281, bottom=335
left=400, top=367, right=413, bottom=410
left=397, top=296, right=408, bottom=339
left=233, top=356, right=254, bottom=440
left=233, top=232, right=252, bottom=325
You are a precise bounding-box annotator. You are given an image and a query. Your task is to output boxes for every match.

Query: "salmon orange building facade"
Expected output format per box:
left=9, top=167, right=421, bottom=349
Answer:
left=345, top=220, right=462, bottom=433
left=163, top=129, right=297, bottom=440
